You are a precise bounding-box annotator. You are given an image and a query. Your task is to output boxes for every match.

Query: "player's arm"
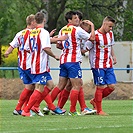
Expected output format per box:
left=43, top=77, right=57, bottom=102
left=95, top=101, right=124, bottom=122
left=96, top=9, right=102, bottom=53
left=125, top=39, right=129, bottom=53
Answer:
left=50, top=35, right=68, bottom=43
left=43, top=47, right=59, bottom=60
left=4, top=45, right=14, bottom=58
left=82, top=20, right=95, bottom=41
left=111, top=46, right=117, bottom=65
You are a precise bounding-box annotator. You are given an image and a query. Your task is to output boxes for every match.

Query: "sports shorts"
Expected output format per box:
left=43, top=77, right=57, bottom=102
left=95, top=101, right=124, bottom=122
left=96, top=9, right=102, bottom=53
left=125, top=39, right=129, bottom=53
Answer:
left=18, top=67, right=33, bottom=84
left=59, top=62, right=82, bottom=79
left=32, top=72, right=52, bottom=85
left=92, top=68, right=117, bottom=85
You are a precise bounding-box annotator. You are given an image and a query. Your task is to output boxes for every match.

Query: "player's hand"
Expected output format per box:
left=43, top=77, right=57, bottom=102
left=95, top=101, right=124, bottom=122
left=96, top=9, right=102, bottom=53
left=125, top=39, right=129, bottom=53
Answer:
left=112, top=56, right=117, bottom=65
left=49, top=29, right=56, bottom=37
left=4, top=52, right=9, bottom=58
left=54, top=55, right=60, bottom=61
left=82, top=20, right=94, bottom=26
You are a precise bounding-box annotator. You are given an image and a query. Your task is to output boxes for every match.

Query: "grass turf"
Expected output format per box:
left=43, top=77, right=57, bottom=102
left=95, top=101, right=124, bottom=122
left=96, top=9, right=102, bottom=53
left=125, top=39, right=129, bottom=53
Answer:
left=0, top=100, right=132, bottom=133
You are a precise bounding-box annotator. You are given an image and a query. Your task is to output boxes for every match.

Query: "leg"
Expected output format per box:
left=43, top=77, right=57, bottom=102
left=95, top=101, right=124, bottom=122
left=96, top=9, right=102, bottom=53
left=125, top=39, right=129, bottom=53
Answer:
left=102, top=84, right=115, bottom=98
left=57, top=79, right=72, bottom=108
left=69, top=78, right=81, bottom=113
left=13, top=84, right=34, bottom=115
left=50, top=76, right=68, bottom=102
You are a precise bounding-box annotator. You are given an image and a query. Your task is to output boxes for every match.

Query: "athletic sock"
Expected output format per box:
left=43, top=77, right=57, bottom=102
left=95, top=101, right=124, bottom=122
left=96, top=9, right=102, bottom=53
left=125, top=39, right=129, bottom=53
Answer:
left=22, top=90, right=33, bottom=109
left=70, top=89, right=79, bottom=113
left=51, top=87, right=61, bottom=102
left=57, top=90, right=64, bottom=106
left=24, top=90, right=42, bottom=113
left=44, top=94, right=56, bottom=110
left=15, top=88, right=33, bottom=111
left=94, top=87, right=104, bottom=113
left=58, top=89, right=70, bottom=109
left=102, top=87, right=114, bottom=98
left=33, top=86, right=51, bottom=109
left=78, top=87, right=87, bottom=111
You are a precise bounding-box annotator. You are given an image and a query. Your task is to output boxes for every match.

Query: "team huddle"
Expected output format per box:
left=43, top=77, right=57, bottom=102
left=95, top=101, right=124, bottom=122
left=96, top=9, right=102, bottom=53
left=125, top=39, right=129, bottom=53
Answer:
left=4, top=10, right=117, bottom=117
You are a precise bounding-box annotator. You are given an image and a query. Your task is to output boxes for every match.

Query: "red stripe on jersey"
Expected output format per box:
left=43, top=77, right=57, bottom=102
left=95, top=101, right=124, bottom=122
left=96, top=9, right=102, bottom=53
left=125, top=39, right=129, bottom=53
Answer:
left=63, top=46, right=69, bottom=63
left=22, top=30, right=30, bottom=70
left=95, top=34, right=100, bottom=68
left=103, top=34, right=108, bottom=68
left=109, top=57, right=112, bottom=68
left=36, top=33, right=41, bottom=73
left=109, top=32, right=113, bottom=67
left=23, top=50, right=27, bottom=70
left=71, top=27, right=76, bottom=62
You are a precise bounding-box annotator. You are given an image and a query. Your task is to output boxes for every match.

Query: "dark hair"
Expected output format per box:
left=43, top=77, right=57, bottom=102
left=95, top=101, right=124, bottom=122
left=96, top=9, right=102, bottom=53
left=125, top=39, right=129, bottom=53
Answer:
left=65, top=11, right=77, bottom=22
left=103, top=16, right=116, bottom=23
left=35, top=12, right=45, bottom=24
left=76, top=10, right=83, bottom=20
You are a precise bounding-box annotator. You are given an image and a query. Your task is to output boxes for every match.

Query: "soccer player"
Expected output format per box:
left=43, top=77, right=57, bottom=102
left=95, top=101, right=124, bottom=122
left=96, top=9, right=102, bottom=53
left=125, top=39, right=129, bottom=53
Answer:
left=82, top=16, right=117, bottom=115
left=21, top=12, right=65, bottom=117
left=56, top=20, right=96, bottom=115
left=4, top=14, right=38, bottom=115
left=49, top=10, right=95, bottom=115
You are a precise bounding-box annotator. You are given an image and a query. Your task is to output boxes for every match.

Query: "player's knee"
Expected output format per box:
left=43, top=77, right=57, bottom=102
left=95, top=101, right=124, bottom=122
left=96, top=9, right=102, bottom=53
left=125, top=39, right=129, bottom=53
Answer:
left=108, top=84, right=115, bottom=90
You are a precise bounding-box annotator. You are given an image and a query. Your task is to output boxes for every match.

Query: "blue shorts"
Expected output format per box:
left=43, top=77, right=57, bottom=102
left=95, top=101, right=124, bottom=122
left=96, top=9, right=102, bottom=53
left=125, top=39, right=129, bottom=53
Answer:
left=92, top=68, right=117, bottom=85
left=32, top=72, right=52, bottom=85
left=59, top=62, right=82, bottom=79
left=18, top=67, right=33, bottom=84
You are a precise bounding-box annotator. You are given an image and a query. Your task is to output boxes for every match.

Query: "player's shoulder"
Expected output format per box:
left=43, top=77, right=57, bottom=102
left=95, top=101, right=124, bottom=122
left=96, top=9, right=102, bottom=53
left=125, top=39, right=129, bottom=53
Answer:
left=40, top=28, right=49, bottom=34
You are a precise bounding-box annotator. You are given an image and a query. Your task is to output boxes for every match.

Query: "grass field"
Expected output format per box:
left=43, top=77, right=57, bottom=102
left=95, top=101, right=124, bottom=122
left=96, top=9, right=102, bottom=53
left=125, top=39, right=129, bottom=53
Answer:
left=0, top=100, right=132, bottom=133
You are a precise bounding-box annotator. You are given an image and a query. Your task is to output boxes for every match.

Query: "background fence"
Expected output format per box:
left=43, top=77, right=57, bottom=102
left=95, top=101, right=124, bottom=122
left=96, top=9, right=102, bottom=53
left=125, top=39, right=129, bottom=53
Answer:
left=0, top=67, right=133, bottom=83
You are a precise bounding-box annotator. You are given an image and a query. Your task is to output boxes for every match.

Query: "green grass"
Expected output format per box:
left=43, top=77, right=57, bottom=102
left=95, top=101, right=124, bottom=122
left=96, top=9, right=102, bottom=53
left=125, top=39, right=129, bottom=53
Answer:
left=0, top=100, right=133, bottom=133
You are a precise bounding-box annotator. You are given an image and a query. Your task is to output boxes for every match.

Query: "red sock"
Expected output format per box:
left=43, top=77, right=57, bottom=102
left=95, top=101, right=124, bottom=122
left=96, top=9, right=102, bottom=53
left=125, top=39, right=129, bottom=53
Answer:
left=24, top=90, right=42, bottom=113
left=44, top=94, right=56, bottom=110
left=102, top=87, right=114, bottom=98
left=15, top=88, right=33, bottom=111
left=22, top=90, right=33, bottom=109
left=58, top=89, right=70, bottom=109
left=57, top=90, right=64, bottom=106
left=78, top=87, right=87, bottom=111
left=33, top=96, right=43, bottom=108
left=33, top=86, right=51, bottom=108
left=51, top=87, right=61, bottom=102
left=94, top=87, right=104, bottom=113
left=70, top=89, right=79, bottom=112
left=42, top=86, right=51, bottom=98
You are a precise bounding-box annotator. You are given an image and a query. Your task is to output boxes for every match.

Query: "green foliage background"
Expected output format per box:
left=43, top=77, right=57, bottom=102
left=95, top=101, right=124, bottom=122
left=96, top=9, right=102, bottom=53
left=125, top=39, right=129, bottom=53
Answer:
left=0, top=0, right=132, bottom=66
left=1, top=45, right=18, bottom=67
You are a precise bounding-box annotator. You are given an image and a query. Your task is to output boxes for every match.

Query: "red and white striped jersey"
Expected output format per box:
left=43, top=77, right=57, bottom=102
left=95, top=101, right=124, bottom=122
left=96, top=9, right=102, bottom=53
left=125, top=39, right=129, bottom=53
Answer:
left=10, top=28, right=31, bottom=70
left=83, top=29, right=115, bottom=68
left=58, top=24, right=91, bottom=64
left=29, top=27, right=51, bottom=74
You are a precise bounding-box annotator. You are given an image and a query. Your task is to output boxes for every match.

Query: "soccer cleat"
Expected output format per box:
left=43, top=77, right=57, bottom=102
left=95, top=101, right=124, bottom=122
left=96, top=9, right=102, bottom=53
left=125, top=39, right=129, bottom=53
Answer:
left=81, top=108, right=97, bottom=115
left=52, top=107, right=66, bottom=115
left=31, top=106, right=44, bottom=116
left=97, top=111, right=109, bottom=116
left=13, top=110, right=22, bottom=115
left=43, top=107, right=50, bottom=115
left=90, top=98, right=97, bottom=110
left=68, top=111, right=81, bottom=116
left=21, top=110, right=32, bottom=117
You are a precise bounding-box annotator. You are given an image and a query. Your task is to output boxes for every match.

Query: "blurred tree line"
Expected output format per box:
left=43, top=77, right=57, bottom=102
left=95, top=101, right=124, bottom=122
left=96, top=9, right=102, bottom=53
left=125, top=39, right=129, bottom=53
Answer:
left=0, top=0, right=133, bottom=65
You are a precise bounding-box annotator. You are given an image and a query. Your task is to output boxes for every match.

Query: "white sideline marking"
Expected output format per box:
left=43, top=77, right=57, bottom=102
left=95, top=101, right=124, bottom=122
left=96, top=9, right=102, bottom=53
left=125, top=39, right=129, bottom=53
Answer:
left=1, top=125, right=130, bottom=133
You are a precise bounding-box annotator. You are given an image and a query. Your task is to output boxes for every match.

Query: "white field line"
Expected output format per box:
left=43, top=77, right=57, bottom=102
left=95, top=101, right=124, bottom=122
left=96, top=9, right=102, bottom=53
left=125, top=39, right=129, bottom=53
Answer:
left=1, top=124, right=131, bottom=133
